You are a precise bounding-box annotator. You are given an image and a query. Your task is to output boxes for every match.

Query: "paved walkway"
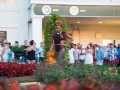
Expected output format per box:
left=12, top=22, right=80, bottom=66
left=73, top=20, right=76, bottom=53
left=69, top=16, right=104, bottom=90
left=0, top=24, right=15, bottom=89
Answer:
left=20, top=82, right=38, bottom=86
left=20, top=82, right=46, bottom=88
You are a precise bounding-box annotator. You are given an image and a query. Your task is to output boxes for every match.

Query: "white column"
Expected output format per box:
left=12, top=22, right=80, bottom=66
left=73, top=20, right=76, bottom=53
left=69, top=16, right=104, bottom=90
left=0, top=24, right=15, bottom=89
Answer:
left=31, top=15, right=44, bottom=47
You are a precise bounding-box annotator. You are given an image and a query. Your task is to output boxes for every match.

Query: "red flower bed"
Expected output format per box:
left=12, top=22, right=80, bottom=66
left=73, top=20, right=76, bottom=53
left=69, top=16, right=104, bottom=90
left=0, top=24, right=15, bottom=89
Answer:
left=45, top=78, right=120, bottom=90
left=109, top=59, right=119, bottom=64
left=0, top=63, right=36, bottom=78
left=0, top=77, right=120, bottom=90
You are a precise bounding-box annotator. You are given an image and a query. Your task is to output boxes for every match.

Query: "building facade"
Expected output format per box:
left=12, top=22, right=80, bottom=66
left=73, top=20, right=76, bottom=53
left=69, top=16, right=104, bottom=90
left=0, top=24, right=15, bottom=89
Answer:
left=1, top=0, right=120, bottom=46
left=0, top=0, right=28, bottom=46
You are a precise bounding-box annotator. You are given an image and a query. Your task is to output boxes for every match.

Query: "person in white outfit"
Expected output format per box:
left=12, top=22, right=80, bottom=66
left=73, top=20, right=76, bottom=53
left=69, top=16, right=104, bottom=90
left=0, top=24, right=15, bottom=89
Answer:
left=0, top=45, right=2, bottom=61
left=68, top=43, right=75, bottom=64
left=79, top=46, right=86, bottom=64
left=0, top=40, right=10, bottom=62
left=85, top=44, right=93, bottom=65
left=73, top=44, right=80, bottom=64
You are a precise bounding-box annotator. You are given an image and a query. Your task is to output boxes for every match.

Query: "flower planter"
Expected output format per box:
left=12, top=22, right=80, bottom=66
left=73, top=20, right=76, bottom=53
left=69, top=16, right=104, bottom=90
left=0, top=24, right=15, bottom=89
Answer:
left=14, top=51, right=23, bottom=60
left=12, top=45, right=25, bottom=59
left=0, top=63, right=36, bottom=78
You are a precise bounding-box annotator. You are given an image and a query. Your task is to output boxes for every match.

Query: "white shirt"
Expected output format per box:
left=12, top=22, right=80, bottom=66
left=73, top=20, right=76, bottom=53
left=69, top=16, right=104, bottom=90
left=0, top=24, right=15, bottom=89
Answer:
left=39, top=46, right=44, bottom=57
left=0, top=47, right=10, bottom=62
left=74, top=49, right=80, bottom=60
left=80, top=49, right=85, bottom=60
left=95, top=47, right=99, bottom=59
left=68, top=48, right=75, bottom=64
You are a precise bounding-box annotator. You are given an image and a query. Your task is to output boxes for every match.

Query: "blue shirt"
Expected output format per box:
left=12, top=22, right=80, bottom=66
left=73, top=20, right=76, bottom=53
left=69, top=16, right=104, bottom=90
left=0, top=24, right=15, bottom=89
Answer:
left=108, top=48, right=117, bottom=60
left=39, top=47, right=44, bottom=57
left=97, top=48, right=104, bottom=61
left=116, top=48, right=120, bottom=60
left=7, top=49, right=12, bottom=60
left=35, top=48, right=40, bottom=58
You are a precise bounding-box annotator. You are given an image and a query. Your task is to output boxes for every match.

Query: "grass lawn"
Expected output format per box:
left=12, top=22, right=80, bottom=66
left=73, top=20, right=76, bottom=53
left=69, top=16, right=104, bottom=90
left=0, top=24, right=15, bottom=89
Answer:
left=9, top=76, right=36, bottom=83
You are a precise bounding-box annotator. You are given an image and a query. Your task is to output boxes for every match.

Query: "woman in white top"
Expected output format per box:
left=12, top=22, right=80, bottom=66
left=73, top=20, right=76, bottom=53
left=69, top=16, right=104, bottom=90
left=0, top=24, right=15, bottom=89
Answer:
left=80, top=46, right=85, bottom=60
left=85, top=45, right=93, bottom=65
left=68, top=43, right=75, bottom=64
left=0, top=41, right=10, bottom=62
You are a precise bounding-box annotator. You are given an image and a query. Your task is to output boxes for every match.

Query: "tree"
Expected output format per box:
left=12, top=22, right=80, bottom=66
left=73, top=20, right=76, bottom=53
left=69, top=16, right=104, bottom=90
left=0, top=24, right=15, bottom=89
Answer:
left=44, top=14, right=70, bottom=64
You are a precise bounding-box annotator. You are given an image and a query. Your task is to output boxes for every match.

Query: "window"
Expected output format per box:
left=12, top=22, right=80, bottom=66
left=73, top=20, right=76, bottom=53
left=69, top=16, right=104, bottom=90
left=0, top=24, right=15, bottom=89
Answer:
left=0, top=31, right=7, bottom=47
left=10, top=0, right=16, bottom=4
left=102, top=40, right=112, bottom=46
left=0, top=0, right=6, bottom=3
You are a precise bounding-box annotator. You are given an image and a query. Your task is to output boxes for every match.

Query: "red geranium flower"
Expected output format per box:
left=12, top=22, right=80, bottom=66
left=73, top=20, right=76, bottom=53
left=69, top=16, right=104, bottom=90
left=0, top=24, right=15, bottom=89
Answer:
left=46, top=60, right=50, bottom=63
left=70, top=78, right=77, bottom=83
left=43, top=67, right=47, bottom=70
left=9, top=81, right=20, bottom=90
left=46, top=85, right=56, bottom=90
left=104, top=85, right=109, bottom=89
left=85, top=85, right=92, bottom=90
left=61, top=80, right=67, bottom=88
left=0, top=85, right=3, bottom=90
left=42, top=75, right=45, bottom=79
left=60, top=68, right=64, bottom=71
left=87, top=77, right=92, bottom=81
left=112, top=70, right=116, bottom=74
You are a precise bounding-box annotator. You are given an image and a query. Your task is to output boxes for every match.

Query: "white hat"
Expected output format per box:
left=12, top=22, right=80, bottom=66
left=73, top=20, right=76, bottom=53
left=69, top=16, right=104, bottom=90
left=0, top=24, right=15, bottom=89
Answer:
left=99, top=44, right=102, bottom=47
left=3, top=40, right=8, bottom=43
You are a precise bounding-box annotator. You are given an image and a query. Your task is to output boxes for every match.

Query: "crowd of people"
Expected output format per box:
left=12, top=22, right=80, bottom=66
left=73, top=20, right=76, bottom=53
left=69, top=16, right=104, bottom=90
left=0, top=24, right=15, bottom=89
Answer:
left=0, top=38, right=120, bottom=67
left=0, top=40, right=45, bottom=64
left=68, top=42, right=120, bottom=66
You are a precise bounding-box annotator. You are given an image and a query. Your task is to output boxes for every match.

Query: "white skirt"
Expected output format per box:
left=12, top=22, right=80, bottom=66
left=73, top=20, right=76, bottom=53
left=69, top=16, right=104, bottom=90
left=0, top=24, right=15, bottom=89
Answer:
left=85, top=54, right=93, bottom=65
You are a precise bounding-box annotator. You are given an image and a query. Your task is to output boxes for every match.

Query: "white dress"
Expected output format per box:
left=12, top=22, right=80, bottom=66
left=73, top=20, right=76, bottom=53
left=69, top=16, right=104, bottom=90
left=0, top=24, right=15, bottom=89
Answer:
left=68, top=48, right=75, bottom=64
left=85, top=49, right=93, bottom=65
left=80, top=49, right=86, bottom=60
left=74, top=49, right=80, bottom=60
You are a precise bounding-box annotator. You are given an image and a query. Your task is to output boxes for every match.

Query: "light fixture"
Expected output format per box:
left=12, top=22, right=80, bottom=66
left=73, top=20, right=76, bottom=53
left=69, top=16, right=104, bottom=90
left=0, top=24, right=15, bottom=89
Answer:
left=99, top=22, right=102, bottom=23
left=77, top=21, right=80, bottom=23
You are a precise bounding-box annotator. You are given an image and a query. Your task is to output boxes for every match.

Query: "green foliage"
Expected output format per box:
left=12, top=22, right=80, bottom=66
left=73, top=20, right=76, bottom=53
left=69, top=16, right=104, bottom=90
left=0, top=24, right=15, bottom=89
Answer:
left=35, top=63, right=120, bottom=85
left=44, top=14, right=69, bottom=63
left=11, top=46, right=18, bottom=52
left=12, top=45, right=24, bottom=52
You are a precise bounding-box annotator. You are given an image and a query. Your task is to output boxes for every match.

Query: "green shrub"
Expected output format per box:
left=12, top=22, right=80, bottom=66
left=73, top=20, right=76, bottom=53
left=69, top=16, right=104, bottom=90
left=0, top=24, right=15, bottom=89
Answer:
left=12, top=45, right=24, bottom=52
left=35, top=63, right=120, bottom=85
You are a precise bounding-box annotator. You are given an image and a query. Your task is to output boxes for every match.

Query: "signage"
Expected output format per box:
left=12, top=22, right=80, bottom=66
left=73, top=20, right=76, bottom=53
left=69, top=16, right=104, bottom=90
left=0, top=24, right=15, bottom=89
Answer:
left=69, top=6, right=79, bottom=15
left=34, top=5, right=119, bottom=17
left=42, top=5, right=51, bottom=15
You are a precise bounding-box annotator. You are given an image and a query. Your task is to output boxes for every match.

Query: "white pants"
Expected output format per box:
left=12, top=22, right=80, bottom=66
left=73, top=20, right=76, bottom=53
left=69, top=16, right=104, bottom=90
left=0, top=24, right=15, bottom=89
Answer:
left=96, top=60, right=103, bottom=65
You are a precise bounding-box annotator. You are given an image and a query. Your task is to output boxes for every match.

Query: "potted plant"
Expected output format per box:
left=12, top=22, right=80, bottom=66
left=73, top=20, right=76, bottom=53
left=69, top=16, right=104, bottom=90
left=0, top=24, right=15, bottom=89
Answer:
left=12, top=45, right=25, bottom=59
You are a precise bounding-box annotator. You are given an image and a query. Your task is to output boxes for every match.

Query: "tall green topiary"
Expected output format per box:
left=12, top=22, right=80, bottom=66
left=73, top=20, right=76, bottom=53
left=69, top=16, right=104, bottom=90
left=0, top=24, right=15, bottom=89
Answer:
left=44, top=14, right=70, bottom=64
